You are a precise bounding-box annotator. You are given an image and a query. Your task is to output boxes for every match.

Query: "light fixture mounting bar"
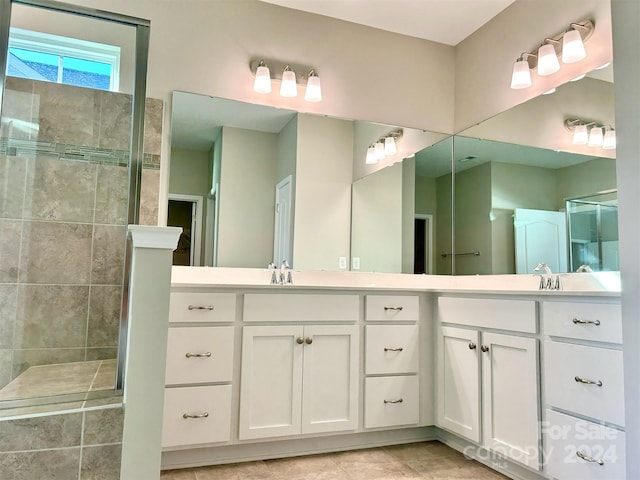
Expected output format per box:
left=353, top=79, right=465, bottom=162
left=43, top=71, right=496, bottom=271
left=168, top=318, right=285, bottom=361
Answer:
left=519, top=19, right=594, bottom=69
left=564, top=117, right=608, bottom=131
left=250, top=58, right=317, bottom=85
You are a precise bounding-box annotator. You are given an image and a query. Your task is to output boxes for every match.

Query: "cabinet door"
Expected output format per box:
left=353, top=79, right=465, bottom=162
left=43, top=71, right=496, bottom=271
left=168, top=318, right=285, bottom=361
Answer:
left=437, top=326, right=480, bottom=443
left=238, top=326, right=304, bottom=440
left=482, top=332, right=540, bottom=470
left=301, top=325, right=359, bottom=434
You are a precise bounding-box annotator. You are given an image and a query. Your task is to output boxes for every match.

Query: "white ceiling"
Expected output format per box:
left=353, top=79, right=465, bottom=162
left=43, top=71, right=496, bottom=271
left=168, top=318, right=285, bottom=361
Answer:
left=257, top=0, right=517, bottom=46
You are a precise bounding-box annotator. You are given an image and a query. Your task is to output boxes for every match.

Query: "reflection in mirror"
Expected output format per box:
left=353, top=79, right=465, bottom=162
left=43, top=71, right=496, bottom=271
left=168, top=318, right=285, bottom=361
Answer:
left=453, top=70, right=616, bottom=275
left=350, top=135, right=452, bottom=275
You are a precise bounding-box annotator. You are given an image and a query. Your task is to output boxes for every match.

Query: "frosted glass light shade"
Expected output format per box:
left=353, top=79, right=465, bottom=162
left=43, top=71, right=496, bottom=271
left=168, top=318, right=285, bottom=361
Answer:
left=304, top=73, right=322, bottom=102
left=537, top=43, right=560, bottom=76
left=588, top=127, right=604, bottom=147
left=253, top=65, right=271, bottom=94
left=384, top=137, right=397, bottom=155
left=562, top=29, right=587, bottom=64
left=603, top=129, right=616, bottom=149
left=374, top=141, right=385, bottom=160
left=365, top=146, right=377, bottom=164
left=510, top=59, right=531, bottom=89
left=572, top=124, right=588, bottom=145
left=280, top=69, right=298, bottom=97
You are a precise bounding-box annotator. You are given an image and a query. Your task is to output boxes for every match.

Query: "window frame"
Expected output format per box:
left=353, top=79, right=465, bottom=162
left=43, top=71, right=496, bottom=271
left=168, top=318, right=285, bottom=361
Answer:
left=8, top=26, right=120, bottom=91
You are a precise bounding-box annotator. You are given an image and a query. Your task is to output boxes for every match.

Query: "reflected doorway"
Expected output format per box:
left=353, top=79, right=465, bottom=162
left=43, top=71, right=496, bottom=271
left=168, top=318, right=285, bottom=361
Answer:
left=168, top=194, right=203, bottom=266
left=414, top=214, right=433, bottom=274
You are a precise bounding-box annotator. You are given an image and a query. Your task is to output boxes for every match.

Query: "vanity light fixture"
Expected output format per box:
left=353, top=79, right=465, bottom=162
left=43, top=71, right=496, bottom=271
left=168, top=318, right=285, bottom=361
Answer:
left=253, top=60, right=271, bottom=94
left=250, top=58, right=322, bottom=102
left=364, top=129, right=404, bottom=164
left=602, top=127, right=616, bottom=150
left=565, top=118, right=615, bottom=150
left=510, top=19, right=595, bottom=89
left=280, top=65, right=297, bottom=97
left=542, top=87, right=556, bottom=95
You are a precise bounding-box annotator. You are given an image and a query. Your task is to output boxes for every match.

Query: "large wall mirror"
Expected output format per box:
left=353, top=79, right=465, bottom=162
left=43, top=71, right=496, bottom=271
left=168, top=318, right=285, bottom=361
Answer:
left=452, top=66, right=616, bottom=275
left=168, top=65, right=615, bottom=276
left=168, top=91, right=450, bottom=272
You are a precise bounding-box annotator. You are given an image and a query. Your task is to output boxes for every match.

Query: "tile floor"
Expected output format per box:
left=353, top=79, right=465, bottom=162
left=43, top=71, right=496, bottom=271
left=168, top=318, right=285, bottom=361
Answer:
left=160, top=441, right=510, bottom=480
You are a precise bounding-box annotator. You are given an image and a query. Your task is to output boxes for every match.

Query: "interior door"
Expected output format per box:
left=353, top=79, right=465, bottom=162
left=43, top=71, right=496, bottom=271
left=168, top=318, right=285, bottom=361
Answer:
left=274, top=175, right=293, bottom=266
left=514, top=208, right=568, bottom=274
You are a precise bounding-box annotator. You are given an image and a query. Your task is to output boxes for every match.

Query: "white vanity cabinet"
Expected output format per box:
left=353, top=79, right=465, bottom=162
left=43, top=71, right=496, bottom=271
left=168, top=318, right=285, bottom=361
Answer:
left=436, top=296, right=540, bottom=471
left=542, top=299, right=625, bottom=480
left=238, top=293, right=360, bottom=440
left=162, top=291, right=237, bottom=449
left=364, top=295, right=420, bottom=429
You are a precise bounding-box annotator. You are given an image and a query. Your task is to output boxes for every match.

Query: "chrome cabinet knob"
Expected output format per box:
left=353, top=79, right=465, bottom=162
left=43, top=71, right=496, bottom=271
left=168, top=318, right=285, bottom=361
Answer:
left=468, top=342, right=477, bottom=350
left=296, top=337, right=304, bottom=344
left=305, top=337, right=313, bottom=344
left=481, top=345, right=489, bottom=352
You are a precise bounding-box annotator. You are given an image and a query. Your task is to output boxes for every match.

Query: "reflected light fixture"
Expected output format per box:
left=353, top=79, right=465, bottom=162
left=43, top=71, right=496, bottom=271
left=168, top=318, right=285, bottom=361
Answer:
left=253, top=60, right=271, bottom=94
left=603, top=128, right=616, bottom=149
left=510, top=19, right=595, bottom=89
left=537, top=40, right=560, bottom=76
left=542, top=87, right=556, bottom=95
left=562, top=25, right=587, bottom=63
left=587, top=126, right=604, bottom=147
left=365, top=146, right=377, bottom=164
left=364, top=129, right=404, bottom=164
left=511, top=55, right=533, bottom=89
left=565, top=118, right=615, bottom=150
left=304, top=70, right=322, bottom=102
left=280, top=65, right=297, bottom=97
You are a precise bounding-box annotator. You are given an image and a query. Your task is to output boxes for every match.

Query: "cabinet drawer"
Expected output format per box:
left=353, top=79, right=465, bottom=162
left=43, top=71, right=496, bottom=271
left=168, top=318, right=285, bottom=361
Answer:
left=365, top=376, right=419, bottom=428
left=545, top=409, right=625, bottom=480
left=243, top=293, right=359, bottom=322
left=162, top=385, right=232, bottom=448
left=169, top=292, right=236, bottom=323
left=366, top=325, right=418, bottom=375
left=544, top=341, right=624, bottom=426
left=165, top=326, right=234, bottom=385
left=438, top=296, right=536, bottom=333
left=543, top=301, right=621, bottom=344
left=365, top=295, right=419, bottom=321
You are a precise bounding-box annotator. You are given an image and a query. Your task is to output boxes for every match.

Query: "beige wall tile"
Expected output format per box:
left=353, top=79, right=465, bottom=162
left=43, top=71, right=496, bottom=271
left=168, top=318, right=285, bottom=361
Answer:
left=95, top=164, right=128, bottom=225
left=87, top=285, right=122, bottom=348
left=80, top=444, right=122, bottom=480
left=0, top=448, right=80, bottom=480
left=0, top=156, right=27, bottom=219
left=91, top=225, right=126, bottom=285
left=83, top=407, right=123, bottom=445
left=0, top=219, right=22, bottom=283
left=0, top=412, right=82, bottom=451
left=0, top=284, right=17, bottom=349
left=18, top=221, right=93, bottom=284
left=23, top=157, right=97, bottom=222
left=140, top=168, right=160, bottom=226
left=144, top=98, right=163, bottom=155
left=98, top=91, right=131, bottom=151
left=15, top=285, right=89, bottom=349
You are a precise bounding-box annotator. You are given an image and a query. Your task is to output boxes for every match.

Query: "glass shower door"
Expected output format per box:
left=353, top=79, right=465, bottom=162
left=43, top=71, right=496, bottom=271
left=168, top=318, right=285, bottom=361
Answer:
left=0, top=0, right=151, bottom=411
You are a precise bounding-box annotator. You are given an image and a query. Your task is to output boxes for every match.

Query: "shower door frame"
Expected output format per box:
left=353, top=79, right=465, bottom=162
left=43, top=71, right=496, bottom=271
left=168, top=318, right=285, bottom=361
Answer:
left=0, top=0, right=151, bottom=393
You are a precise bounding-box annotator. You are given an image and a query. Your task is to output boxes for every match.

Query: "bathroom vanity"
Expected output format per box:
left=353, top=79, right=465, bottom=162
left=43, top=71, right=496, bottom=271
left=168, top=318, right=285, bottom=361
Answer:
left=161, top=267, right=623, bottom=480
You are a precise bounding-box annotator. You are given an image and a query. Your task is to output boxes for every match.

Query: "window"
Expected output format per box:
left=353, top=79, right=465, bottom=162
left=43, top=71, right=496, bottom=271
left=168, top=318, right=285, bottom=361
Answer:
left=7, top=28, right=120, bottom=91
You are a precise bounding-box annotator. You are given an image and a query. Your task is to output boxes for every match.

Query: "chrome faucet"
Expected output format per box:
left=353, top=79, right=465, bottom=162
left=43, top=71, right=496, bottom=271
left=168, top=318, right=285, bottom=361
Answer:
left=576, top=264, right=592, bottom=273
left=534, top=262, right=562, bottom=290
left=280, top=260, right=293, bottom=285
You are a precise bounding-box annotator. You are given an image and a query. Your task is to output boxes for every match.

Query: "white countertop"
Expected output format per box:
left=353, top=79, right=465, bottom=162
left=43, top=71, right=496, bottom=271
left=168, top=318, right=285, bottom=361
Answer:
left=171, top=267, right=621, bottom=297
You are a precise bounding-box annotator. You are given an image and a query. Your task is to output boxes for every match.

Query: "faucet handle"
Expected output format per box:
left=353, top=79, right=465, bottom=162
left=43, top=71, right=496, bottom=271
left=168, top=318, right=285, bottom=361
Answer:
left=537, top=274, right=545, bottom=290
left=286, top=270, right=293, bottom=285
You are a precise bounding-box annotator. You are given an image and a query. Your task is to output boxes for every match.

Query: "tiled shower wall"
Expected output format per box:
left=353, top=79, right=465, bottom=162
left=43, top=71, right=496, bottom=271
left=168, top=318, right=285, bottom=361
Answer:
left=0, top=76, right=163, bottom=389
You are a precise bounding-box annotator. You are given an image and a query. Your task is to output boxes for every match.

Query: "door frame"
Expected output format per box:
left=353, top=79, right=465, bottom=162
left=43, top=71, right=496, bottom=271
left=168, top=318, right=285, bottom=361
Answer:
left=168, top=193, right=203, bottom=266
left=415, top=214, right=434, bottom=274
left=274, top=175, right=293, bottom=266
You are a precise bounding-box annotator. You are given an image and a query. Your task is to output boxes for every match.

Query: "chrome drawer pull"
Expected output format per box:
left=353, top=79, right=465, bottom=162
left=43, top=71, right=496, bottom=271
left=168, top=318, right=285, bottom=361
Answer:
left=576, top=450, right=604, bottom=466
left=185, top=352, right=212, bottom=358
left=383, top=398, right=403, bottom=404
left=384, top=306, right=404, bottom=311
left=384, top=347, right=404, bottom=352
left=188, top=305, right=214, bottom=311
left=573, top=317, right=601, bottom=326
left=575, top=376, right=603, bottom=387
left=182, top=412, right=209, bottom=419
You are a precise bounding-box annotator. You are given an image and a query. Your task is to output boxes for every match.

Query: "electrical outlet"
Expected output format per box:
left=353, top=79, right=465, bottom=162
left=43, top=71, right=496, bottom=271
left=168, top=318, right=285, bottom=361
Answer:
left=352, top=257, right=360, bottom=270
left=339, top=257, right=347, bottom=269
